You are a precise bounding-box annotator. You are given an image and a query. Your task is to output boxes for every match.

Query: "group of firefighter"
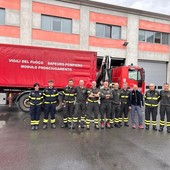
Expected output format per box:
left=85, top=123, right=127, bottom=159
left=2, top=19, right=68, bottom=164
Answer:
left=28, top=79, right=170, bottom=133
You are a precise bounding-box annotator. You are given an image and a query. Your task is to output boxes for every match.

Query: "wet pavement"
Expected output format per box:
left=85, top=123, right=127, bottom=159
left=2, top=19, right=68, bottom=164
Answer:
left=0, top=105, right=170, bottom=170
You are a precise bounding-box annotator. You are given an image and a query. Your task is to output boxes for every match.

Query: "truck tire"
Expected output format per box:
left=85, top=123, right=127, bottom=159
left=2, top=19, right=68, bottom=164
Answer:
left=18, top=93, right=30, bottom=112
left=56, top=95, right=63, bottom=112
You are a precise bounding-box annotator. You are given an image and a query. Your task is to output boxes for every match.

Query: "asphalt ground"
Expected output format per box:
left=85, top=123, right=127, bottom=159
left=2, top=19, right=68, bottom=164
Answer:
left=0, top=105, right=170, bottom=170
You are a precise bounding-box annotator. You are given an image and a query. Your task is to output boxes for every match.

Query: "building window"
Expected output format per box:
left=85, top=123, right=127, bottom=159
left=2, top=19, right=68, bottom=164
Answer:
left=96, top=23, right=121, bottom=39
left=41, top=15, right=72, bottom=34
left=139, top=29, right=169, bottom=45
left=0, top=8, right=5, bottom=25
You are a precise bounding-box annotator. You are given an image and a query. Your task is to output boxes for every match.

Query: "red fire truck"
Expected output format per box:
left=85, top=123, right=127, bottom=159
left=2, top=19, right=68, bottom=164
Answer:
left=0, top=44, right=145, bottom=112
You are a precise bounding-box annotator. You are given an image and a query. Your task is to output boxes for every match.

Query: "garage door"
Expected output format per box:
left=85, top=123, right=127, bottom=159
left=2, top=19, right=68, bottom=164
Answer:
left=138, top=60, right=167, bottom=91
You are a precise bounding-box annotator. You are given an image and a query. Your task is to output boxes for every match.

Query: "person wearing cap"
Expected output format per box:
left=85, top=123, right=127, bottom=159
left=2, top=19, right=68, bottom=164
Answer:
left=43, top=80, right=58, bottom=129
left=29, top=83, right=43, bottom=130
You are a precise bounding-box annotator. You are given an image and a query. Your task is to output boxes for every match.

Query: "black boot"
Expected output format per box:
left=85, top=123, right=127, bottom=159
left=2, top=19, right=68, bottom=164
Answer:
left=159, top=126, right=164, bottom=132
left=86, top=124, right=90, bottom=130
left=81, top=122, right=85, bottom=128
left=153, top=125, right=157, bottom=131
left=35, top=125, right=39, bottom=130
left=167, top=127, right=170, bottom=133
left=115, top=123, right=120, bottom=128
left=72, top=123, right=76, bottom=129
left=51, top=123, right=56, bottom=129
left=94, top=124, right=99, bottom=129
left=31, top=125, right=35, bottom=130
left=61, top=123, right=67, bottom=128
left=110, top=123, right=114, bottom=128
left=118, top=122, right=122, bottom=127
left=124, top=122, right=129, bottom=127
left=145, top=125, right=149, bottom=130
left=43, top=124, right=47, bottom=130
left=67, top=123, right=71, bottom=129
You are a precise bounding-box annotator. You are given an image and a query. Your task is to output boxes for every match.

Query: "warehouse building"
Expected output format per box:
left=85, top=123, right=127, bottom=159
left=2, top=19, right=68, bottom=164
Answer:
left=0, top=0, right=170, bottom=90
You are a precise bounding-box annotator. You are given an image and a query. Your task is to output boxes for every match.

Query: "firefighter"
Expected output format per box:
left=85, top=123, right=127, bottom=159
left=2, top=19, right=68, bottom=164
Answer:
left=111, top=83, right=121, bottom=128
left=43, top=80, right=58, bottom=129
left=119, top=82, right=130, bottom=127
left=86, top=81, right=100, bottom=130
left=100, top=81, right=113, bottom=129
left=159, top=83, right=170, bottom=133
left=61, top=79, right=76, bottom=129
left=145, top=83, right=160, bottom=131
left=72, top=80, right=87, bottom=129
left=29, top=83, right=43, bottom=130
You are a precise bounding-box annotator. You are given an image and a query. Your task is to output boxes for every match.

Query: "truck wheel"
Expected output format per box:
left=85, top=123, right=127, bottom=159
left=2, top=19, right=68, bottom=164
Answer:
left=18, top=94, right=30, bottom=112
left=56, top=98, right=63, bottom=112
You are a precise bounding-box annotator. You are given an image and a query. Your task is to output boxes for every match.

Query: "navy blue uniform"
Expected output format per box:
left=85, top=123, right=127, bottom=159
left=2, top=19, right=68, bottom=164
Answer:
left=29, top=90, right=43, bottom=126
left=43, top=87, right=58, bottom=125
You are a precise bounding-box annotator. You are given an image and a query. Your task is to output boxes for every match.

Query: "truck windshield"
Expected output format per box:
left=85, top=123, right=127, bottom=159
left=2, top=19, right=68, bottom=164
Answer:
left=128, top=69, right=141, bottom=81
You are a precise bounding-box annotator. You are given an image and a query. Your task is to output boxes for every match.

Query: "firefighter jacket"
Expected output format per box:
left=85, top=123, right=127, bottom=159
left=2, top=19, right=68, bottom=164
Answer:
left=62, top=86, right=76, bottom=103
left=100, top=88, right=113, bottom=103
left=87, top=87, right=100, bottom=102
left=112, top=89, right=121, bottom=105
left=75, top=86, right=87, bottom=102
left=120, top=89, right=130, bottom=106
left=160, top=90, right=170, bottom=107
left=29, top=90, right=43, bottom=106
left=43, top=87, right=58, bottom=104
left=130, top=90, right=144, bottom=107
left=144, top=90, right=160, bottom=107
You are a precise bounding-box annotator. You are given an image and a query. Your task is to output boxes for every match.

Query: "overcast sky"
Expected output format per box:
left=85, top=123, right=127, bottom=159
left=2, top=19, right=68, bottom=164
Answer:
left=91, top=0, right=170, bottom=15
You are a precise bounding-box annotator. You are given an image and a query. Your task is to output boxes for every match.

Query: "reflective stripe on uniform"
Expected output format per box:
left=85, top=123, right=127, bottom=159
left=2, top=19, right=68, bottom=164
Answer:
left=51, top=119, right=56, bottom=123
left=63, top=118, right=67, bottom=123
left=145, top=97, right=159, bottom=100
left=167, top=122, right=170, bottom=127
left=86, top=119, right=90, bottom=125
left=65, top=101, right=75, bottom=103
left=31, top=120, right=36, bottom=125
left=44, top=101, right=57, bottom=104
left=160, top=120, right=165, bottom=126
left=73, top=117, right=78, bottom=122
left=124, top=117, right=128, bottom=122
left=81, top=116, right=85, bottom=122
left=43, top=93, right=58, bottom=97
left=68, top=117, right=72, bottom=123
left=94, top=119, right=99, bottom=124
left=119, top=118, right=122, bottom=122
left=114, top=118, right=119, bottom=123
left=152, top=121, right=157, bottom=126
left=145, top=103, right=158, bottom=107
left=121, top=96, right=128, bottom=98
left=30, top=102, right=42, bottom=106
left=87, top=99, right=98, bottom=103
left=43, top=119, right=48, bottom=123
left=145, top=120, right=150, bottom=125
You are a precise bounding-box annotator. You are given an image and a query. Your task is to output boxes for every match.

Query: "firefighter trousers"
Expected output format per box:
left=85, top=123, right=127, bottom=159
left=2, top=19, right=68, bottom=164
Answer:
left=111, top=104, right=120, bottom=124
left=73, top=102, right=86, bottom=125
left=100, top=102, right=112, bottom=123
left=30, top=105, right=41, bottom=126
left=160, top=105, right=170, bottom=128
left=145, top=106, right=158, bottom=126
left=119, top=104, right=129, bottom=123
left=86, top=102, right=99, bottom=126
left=63, top=103, right=75, bottom=125
left=43, top=104, right=56, bottom=124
